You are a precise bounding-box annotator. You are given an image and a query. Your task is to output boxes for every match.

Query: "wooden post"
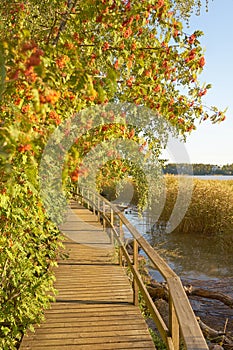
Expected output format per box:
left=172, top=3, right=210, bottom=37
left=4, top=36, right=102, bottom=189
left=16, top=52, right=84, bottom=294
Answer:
left=133, top=239, right=139, bottom=306
left=87, top=189, right=90, bottom=209
left=169, top=294, right=179, bottom=350
left=119, top=219, right=123, bottom=266
left=110, top=208, right=114, bottom=244
left=80, top=187, right=84, bottom=205
left=97, top=197, right=100, bottom=222
left=102, top=201, right=106, bottom=232
left=93, top=192, right=96, bottom=216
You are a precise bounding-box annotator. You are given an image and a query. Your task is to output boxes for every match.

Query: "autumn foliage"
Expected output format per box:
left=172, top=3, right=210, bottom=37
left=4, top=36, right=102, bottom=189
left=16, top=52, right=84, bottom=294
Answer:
left=0, top=0, right=226, bottom=347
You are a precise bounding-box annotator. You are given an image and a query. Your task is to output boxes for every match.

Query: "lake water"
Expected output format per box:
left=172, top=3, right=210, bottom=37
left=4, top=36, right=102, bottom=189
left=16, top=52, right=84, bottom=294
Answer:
left=195, top=175, right=233, bottom=180
left=122, top=175, right=233, bottom=282
left=122, top=176, right=233, bottom=331
left=124, top=210, right=233, bottom=282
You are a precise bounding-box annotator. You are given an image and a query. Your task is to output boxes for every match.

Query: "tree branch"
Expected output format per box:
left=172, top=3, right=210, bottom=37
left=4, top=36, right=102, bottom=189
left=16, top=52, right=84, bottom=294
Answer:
left=53, top=0, right=78, bottom=46
left=185, top=285, right=233, bottom=309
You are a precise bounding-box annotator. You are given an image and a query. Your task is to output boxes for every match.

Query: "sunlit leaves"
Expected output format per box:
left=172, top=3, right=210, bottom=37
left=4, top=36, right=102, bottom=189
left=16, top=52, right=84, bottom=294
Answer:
left=0, top=0, right=225, bottom=346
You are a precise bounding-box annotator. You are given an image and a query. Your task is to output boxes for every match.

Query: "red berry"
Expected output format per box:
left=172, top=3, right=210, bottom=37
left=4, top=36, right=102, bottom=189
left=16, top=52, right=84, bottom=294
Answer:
left=199, top=56, right=205, bottom=68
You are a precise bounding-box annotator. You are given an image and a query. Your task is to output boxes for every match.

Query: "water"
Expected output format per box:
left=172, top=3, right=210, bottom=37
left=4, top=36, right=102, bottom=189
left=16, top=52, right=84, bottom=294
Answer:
left=195, top=175, right=233, bottom=181
left=121, top=175, right=233, bottom=281
left=123, top=209, right=233, bottom=282
left=122, top=179, right=233, bottom=332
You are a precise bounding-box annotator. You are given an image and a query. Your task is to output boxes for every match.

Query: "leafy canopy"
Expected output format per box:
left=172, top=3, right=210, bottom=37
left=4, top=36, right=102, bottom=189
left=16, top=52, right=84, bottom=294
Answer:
left=0, top=0, right=225, bottom=347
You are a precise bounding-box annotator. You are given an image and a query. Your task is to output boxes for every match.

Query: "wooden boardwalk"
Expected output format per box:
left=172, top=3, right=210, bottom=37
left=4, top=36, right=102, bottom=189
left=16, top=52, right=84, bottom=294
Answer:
left=20, top=201, right=156, bottom=349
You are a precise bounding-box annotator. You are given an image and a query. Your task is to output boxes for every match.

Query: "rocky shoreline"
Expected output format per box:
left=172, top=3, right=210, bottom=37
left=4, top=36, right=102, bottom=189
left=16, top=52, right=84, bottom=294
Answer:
left=145, top=276, right=233, bottom=349
left=182, top=277, right=233, bottom=336
left=124, top=241, right=233, bottom=349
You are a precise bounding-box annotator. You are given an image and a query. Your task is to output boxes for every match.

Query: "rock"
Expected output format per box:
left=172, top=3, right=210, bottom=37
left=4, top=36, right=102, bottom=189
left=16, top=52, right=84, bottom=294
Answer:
left=208, top=344, right=224, bottom=350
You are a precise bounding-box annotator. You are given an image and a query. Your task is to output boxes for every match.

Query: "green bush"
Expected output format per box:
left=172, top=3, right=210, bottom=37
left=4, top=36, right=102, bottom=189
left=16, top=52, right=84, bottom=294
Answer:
left=0, top=166, right=63, bottom=349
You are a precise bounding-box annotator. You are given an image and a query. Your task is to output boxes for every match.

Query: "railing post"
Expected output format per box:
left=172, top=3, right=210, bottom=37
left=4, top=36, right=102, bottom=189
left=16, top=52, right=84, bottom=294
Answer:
left=119, top=219, right=123, bottom=266
left=102, top=201, right=106, bottom=232
left=93, top=192, right=96, bottom=216
left=110, top=208, right=114, bottom=244
left=80, top=187, right=84, bottom=205
left=133, top=239, right=139, bottom=306
left=87, top=189, right=90, bottom=209
left=97, top=197, right=100, bottom=222
left=169, top=293, right=179, bottom=350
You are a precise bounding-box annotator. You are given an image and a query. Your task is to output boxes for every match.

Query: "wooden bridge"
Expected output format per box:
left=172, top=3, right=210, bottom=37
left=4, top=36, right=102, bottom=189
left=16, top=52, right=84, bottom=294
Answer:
left=20, top=188, right=208, bottom=350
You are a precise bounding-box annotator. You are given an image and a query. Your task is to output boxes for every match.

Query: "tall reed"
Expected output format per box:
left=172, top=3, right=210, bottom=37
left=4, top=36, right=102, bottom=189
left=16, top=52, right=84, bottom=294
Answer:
left=151, top=175, right=233, bottom=235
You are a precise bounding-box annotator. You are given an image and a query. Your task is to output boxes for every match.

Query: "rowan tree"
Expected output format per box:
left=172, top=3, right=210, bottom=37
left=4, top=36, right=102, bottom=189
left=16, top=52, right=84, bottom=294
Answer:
left=0, top=0, right=225, bottom=347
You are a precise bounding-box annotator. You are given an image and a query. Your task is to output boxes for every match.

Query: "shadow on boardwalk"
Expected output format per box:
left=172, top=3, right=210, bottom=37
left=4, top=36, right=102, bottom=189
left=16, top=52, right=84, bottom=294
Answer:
left=20, top=201, right=155, bottom=350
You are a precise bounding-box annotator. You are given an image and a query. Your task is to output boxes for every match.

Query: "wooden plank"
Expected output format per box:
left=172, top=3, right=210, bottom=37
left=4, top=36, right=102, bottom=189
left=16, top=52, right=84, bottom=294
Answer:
left=20, top=202, right=155, bottom=350
left=42, top=310, right=142, bottom=318
left=21, top=334, right=155, bottom=346
left=31, top=320, right=151, bottom=331
left=77, top=187, right=209, bottom=350
left=167, top=277, right=208, bottom=350
left=23, top=329, right=151, bottom=340
left=32, top=316, right=147, bottom=326
left=169, top=296, right=179, bottom=350
left=20, top=340, right=155, bottom=350
left=46, top=303, right=135, bottom=309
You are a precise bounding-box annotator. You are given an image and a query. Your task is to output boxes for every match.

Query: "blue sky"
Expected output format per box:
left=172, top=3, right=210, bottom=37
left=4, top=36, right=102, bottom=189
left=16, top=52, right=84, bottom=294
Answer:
left=166, top=0, right=233, bottom=165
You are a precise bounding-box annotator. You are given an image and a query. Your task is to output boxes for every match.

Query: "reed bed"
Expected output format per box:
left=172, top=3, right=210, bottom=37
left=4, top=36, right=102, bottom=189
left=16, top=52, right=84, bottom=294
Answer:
left=152, top=175, right=233, bottom=235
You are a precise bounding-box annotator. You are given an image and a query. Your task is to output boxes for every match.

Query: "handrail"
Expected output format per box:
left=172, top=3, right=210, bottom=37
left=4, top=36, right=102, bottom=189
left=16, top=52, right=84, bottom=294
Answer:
left=74, top=186, right=208, bottom=350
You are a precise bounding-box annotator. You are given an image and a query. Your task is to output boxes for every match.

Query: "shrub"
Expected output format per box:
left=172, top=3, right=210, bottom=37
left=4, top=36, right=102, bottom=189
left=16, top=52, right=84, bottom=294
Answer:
left=0, top=165, right=63, bottom=349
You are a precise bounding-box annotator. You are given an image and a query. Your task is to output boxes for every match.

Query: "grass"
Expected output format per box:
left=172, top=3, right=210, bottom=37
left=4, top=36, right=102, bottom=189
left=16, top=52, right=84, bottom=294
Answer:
left=151, top=175, right=233, bottom=236
left=149, top=328, right=167, bottom=349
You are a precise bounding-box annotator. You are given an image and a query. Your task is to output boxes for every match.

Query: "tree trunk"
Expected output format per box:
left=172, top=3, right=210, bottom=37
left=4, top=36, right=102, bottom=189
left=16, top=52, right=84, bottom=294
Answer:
left=184, top=285, right=233, bottom=309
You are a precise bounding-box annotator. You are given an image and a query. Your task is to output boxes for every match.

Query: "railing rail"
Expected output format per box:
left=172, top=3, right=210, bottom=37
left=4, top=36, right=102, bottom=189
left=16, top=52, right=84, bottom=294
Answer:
left=74, top=186, right=208, bottom=350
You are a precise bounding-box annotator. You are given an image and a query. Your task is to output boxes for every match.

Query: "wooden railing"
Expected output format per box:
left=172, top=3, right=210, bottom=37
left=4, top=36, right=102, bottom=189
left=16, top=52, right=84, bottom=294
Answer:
left=74, top=186, right=208, bottom=350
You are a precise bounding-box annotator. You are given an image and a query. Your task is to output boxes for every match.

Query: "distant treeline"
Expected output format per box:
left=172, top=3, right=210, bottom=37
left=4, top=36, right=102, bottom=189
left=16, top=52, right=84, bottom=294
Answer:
left=163, top=163, right=233, bottom=175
